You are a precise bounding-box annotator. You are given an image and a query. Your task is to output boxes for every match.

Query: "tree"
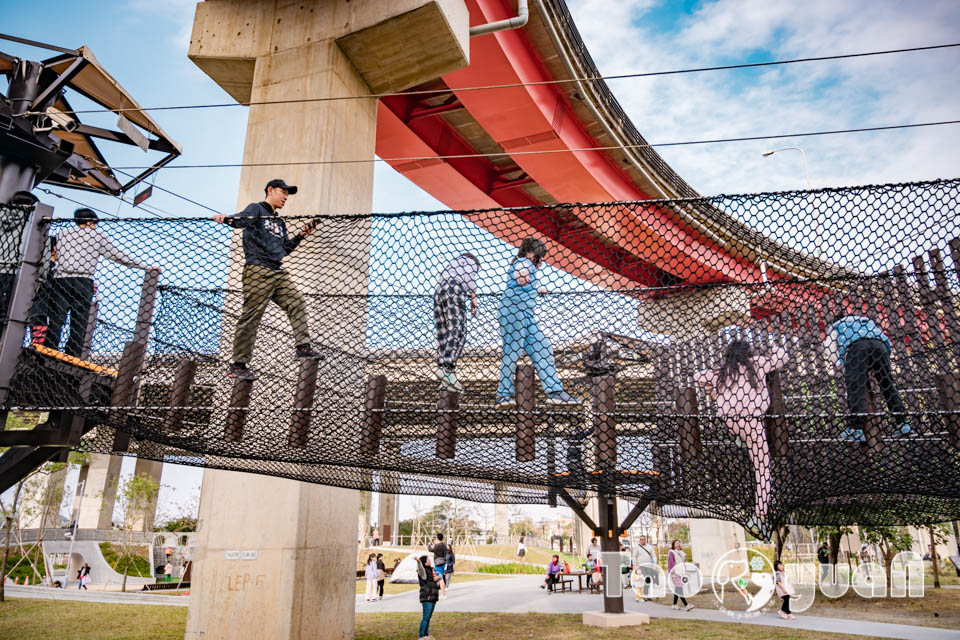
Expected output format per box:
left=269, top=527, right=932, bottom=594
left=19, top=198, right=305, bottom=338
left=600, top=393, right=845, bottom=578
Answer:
left=817, top=525, right=855, bottom=565
left=113, top=472, right=161, bottom=592
left=861, top=526, right=914, bottom=588
left=924, top=522, right=952, bottom=589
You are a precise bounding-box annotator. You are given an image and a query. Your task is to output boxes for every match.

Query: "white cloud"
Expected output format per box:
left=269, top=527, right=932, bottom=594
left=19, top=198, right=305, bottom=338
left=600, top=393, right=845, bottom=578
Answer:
left=566, top=0, right=960, bottom=195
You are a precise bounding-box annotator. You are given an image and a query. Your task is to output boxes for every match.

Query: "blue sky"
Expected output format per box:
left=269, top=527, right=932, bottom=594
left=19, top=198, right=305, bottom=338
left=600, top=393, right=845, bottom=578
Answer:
left=3, top=0, right=959, bottom=524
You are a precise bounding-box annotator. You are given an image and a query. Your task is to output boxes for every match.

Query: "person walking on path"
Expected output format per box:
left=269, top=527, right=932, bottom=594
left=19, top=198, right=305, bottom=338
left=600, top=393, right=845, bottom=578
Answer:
left=631, top=535, right=657, bottom=601
left=696, top=339, right=789, bottom=540
left=212, top=179, right=323, bottom=380
left=817, top=543, right=831, bottom=582
left=376, top=553, right=386, bottom=600
left=76, top=562, right=90, bottom=590
left=775, top=560, right=797, bottom=620
left=416, top=555, right=441, bottom=640
left=825, top=314, right=913, bottom=441
left=46, top=208, right=159, bottom=356
left=434, top=253, right=480, bottom=393
left=427, top=532, right=448, bottom=599
left=364, top=553, right=378, bottom=602
left=372, top=526, right=380, bottom=547
left=443, top=545, right=455, bottom=590
left=496, top=238, right=578, bottom=408
left=516, top=536, right=527, bottom=561
left=667, top=540, right=694, bottom=611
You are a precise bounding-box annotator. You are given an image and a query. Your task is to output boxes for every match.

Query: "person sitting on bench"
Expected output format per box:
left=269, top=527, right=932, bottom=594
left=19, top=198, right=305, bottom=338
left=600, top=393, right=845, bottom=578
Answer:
left=541, top=554, right=563, bottom=593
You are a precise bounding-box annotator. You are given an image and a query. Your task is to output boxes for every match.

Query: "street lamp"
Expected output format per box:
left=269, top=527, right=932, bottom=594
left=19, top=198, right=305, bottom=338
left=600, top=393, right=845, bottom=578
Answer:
left=762, top=147, right=812, bottom=189
left=763, top=147, right=819, bottom=254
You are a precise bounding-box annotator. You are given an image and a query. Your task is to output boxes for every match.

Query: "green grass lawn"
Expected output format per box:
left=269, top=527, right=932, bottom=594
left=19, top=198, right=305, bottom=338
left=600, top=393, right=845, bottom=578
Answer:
left=0, top=601, right=888, bottom=640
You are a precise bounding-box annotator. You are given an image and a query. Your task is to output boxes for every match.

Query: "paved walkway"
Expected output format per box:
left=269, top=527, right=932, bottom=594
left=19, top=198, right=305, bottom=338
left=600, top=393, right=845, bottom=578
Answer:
left=360, top=575, right=960, bottom=640
left=5, top=584, right=186, bottom=606
left=10, top=576, right=959, bottom=639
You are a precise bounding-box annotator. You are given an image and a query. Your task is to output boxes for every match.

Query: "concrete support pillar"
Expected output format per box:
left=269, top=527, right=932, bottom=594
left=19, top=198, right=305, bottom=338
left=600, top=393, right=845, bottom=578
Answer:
left=184, top=2, right=468, bottom=638
left=378, top=493, right=397, bottom=545
left=640, top=287, right=752, bottom=341
left=690, top=519, right=747, bottom=579
left=358, top=490, right=373, bottom=544
left=126, top=458, right=163, bottom=532
left=76, top=453, right=122, bottom=530
left=493, top=483, right=510, bottom=542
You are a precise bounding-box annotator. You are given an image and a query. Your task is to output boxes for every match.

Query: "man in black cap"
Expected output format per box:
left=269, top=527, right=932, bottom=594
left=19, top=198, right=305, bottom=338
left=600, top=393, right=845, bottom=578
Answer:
left=47, top=207, right=158, bottom=356
left=212, top=179, right=322, bottom=380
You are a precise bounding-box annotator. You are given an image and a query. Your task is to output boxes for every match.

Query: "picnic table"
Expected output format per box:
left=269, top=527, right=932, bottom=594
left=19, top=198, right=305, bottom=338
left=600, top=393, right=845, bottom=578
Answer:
left=563, top=570, right=598, bottom=592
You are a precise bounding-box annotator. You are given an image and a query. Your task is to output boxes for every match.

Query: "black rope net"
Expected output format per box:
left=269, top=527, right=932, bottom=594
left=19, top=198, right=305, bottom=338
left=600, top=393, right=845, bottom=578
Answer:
left=3, top=179, right=960, bottom=536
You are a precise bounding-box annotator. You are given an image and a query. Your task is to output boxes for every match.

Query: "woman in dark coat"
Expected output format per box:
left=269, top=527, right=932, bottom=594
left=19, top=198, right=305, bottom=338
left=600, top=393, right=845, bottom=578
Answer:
left=417, top=555, right=441, bottom=640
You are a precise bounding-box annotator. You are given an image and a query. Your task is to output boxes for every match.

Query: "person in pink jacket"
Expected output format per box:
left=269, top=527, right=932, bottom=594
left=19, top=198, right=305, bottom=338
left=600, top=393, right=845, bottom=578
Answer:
left=695, top=340, right=789, bottom=539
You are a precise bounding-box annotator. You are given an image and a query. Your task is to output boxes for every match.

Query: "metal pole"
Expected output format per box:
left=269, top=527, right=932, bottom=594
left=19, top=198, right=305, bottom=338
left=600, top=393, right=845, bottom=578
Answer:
left=0, top=203, right=49, bottom=412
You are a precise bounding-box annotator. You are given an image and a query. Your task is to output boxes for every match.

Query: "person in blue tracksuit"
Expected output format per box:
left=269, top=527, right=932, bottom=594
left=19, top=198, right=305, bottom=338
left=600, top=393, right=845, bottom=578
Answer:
left=825, top=315, right=912, bottom=441
left=496, top=238, right=578, bottom=408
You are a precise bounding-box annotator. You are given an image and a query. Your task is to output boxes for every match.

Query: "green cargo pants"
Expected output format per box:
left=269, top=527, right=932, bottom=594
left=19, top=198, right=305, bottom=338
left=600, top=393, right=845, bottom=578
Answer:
left=232, top=264, right=311, bottom=363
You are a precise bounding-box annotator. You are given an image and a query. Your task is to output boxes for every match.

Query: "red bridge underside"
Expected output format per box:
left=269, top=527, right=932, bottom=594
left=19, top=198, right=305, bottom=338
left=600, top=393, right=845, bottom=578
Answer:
left=375, top=0, right=764, bottom=295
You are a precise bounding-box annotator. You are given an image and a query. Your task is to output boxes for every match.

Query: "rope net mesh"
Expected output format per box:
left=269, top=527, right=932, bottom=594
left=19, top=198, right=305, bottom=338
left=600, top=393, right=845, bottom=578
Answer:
left=3, top=179, right=960, bottom=535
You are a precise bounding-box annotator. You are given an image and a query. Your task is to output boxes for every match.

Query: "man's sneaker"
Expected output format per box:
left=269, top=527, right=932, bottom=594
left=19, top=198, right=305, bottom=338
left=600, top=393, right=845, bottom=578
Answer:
left=496, top=396, right=516, bottom=409
left=435, top=367, right=464, bottom=393
left=227, top=363, right=258, bottom=381
left=840, top=428, right=866, bottom=442
left=546, top=391, right=580, bottom=406
left=671, top=604, right=680, bottom=610
left=295, top=344, right=324, bottom=360
left=895, top=423, right=916, bottom=437
left=30, top=324, right=47, bottom=347
left=684, top=604, right=695, bottom=611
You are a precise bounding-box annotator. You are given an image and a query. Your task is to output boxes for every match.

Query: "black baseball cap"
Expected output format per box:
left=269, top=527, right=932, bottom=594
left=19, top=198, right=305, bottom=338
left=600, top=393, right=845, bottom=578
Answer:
left=74, top=208, right=99, bottom=223
left=265, top=179, right=297, bottom=195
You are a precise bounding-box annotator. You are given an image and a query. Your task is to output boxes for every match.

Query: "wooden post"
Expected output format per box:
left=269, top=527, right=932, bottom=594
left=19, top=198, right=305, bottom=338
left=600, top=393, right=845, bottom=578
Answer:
left=515, top=364, right=536, bottom=462
left=676, top=387, right=701, bottom=460
left=592, top=374, right=616, bottom=470
left=936, top=373, right=960, bottom=448
left=436, top=390, right=459, bottom=459
left=597, top=494, right=624, bottom=613
left=359, top=374, right=386, bottom=456
left=764, top=370, right=789, bottom=457
left=109, top=269, right=161, bottom=451
left=224, top=378, right=254, bottom=442
left=109, top=341, right=146, bottom=452
left=164, top=359, right=197, bottom=433
left=288, top=358, right=319, bottom=448
left=929, top=248, right=960, bottom=369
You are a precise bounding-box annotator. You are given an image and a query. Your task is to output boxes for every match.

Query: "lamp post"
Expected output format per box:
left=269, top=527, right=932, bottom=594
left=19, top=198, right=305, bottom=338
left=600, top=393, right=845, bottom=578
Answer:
left=763, top=147, right=820, bottom=254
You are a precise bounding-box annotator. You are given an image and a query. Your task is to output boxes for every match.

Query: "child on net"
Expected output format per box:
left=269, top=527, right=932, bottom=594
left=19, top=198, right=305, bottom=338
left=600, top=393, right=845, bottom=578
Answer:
left=496, top=237, right=578, bottom=407
left=696, top=339, right=788, bottom=539
left=434, top=253, right=480, bottom=393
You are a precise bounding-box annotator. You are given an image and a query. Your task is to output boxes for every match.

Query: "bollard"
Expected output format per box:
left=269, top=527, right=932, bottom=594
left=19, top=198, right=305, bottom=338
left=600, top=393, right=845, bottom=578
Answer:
left=515, top=364, right=536, bottom=462
left=764, top=370, right=789, bottom=457
left=436, top=390, right=460, bottom=459
left=675, top=387, right=702, bottom=460
left=164, top=359, right=198, bottom=433
left=359, top=374, right=387, bottom=456
left=288, top=358, right=319, bottom=448
left=224, top=378, right=254, bottom=442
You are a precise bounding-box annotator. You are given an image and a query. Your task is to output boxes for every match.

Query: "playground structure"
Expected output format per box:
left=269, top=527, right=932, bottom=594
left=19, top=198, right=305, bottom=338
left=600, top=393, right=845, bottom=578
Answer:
left=1, top=0, right=959, bottom=635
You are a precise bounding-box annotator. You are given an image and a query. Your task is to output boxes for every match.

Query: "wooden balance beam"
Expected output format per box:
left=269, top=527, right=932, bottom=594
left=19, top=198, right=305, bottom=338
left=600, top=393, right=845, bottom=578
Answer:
left=31, top=345, right=118, bottom=377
